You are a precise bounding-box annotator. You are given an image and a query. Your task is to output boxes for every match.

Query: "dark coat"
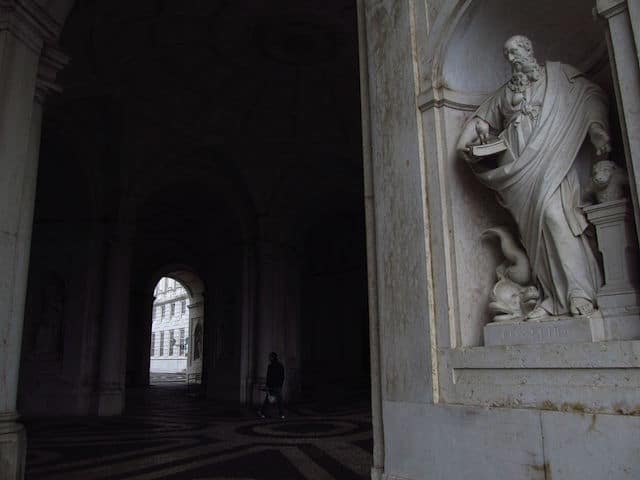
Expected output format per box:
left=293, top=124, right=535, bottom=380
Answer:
left=266, top=361, right=284, bottom=389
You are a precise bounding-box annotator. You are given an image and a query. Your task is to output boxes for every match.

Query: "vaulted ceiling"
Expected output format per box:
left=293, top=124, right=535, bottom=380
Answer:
left=43, top=0, right=363, bottom=227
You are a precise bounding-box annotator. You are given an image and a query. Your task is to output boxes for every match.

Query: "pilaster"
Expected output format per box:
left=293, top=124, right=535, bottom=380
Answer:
left=97, top=226, right=134, bottom=416
left=597, top=0, right=640, bottom=245
left=0, top=3, right=66, bottom=478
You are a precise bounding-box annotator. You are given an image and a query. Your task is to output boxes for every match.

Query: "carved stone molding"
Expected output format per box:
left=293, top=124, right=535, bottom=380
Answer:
left=0, top=0, right=62, bottom=53
left=35, top=44, right=69, bottom=103
left=418, top=87, right=487, bottom=112
left=0, top=411, right=21, bottom=433
left=596, top=0, right=628, bottom=19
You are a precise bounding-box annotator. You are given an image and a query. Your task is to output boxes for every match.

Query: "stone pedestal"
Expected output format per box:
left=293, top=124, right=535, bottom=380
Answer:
left=585, top=199, right=640, bottom=340
left=484, top=311, right=639, bottom=346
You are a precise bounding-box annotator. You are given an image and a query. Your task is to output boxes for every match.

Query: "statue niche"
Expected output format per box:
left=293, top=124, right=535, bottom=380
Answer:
left=457, top=35, right=612, bottom=325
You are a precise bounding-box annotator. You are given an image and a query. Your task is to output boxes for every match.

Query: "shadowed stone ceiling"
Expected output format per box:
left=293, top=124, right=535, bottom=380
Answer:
left=43, top=0, right=363, bottom=229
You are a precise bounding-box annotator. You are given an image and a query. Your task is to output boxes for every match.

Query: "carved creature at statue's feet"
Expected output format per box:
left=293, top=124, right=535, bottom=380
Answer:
left=526, top=306, right=548, bottom=320
left=570, top=297, right=595, bottom=316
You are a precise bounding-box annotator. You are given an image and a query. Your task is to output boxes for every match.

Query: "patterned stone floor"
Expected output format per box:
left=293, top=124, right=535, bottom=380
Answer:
left=24, top=383, right=373, bottom=479
left=149, top=372, right=187, bottom=383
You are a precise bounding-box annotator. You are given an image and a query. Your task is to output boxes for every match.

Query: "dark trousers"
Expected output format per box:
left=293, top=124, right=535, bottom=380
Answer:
left=261, top=388, right=283, bottom=416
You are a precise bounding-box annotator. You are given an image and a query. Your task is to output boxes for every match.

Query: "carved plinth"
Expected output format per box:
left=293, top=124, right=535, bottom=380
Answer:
left=484, top=313, right=610, bottom=346
left=584, top=199, right=640, bottom=341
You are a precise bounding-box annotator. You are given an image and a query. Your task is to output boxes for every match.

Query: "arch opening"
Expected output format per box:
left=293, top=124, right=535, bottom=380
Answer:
left=148, top=276, right=202, bottom=386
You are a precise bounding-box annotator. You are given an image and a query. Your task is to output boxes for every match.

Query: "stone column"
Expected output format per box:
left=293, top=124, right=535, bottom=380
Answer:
left=0, top=3, right=64, bottom=476
left=97, top=227, right=134, bottom=416
left=253, top=230, right=303, bottom=402
left=252, top=236, right=282, bottom=404
left=357, top=1, right=385, bottom=478
left=126, top=289, right=153, bottom=387
left=239, top=242, right=256, bottom=404
left=597, top=0, right=640, bottom=243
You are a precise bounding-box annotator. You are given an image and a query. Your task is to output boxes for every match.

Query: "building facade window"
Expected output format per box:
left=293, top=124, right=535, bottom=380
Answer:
left=179, top=328, right=185, bottom=355
left=150, top=277, right=191, bottom=373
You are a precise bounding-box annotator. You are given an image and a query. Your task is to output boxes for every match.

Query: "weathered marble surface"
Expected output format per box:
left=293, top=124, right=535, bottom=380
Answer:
left=384, top=400, right=640, bottom=480
left=362, top=0, right=640, bottom=479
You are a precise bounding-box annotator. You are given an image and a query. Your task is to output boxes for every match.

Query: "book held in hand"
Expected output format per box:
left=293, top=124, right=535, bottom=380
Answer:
left=470, top=138, right=508, bottom=157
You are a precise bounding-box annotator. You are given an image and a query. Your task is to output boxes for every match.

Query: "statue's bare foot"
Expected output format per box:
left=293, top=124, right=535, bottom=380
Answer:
left=526, top=306, right=547, bottom=320
left=570, top=297, right=594, bottom=316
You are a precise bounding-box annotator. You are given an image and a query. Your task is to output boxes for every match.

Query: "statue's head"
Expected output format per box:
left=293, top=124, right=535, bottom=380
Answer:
left=592, top=160, right=616, bottom=187
left=503, top=35, right=538, bottom=76
left=503, top=35, right=542, bottom=84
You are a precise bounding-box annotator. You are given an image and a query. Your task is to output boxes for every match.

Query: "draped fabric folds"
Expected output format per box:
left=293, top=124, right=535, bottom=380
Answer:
left=471, top=62, right=607, bottom=314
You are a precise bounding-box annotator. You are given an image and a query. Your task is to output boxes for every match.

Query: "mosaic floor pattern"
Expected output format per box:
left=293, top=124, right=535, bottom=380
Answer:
left=24, top=383, right=373, bottom=480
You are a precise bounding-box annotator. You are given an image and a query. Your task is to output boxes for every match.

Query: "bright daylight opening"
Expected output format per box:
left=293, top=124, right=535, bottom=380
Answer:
left=149, top=277, right=191, bottom=385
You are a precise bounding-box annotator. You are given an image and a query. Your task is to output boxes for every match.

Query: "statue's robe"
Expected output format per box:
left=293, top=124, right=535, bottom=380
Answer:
left=472, top=61, right=608, bottom=315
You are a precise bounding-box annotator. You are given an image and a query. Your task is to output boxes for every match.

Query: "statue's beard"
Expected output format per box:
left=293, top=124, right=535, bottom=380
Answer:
left=510, top=55, right=541, bottom=82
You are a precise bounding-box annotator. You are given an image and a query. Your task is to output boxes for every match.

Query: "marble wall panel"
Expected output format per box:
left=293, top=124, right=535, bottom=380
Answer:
left=541, top=410, right=640, bottom=479
left=365, top=0, right=433, bottom=403
left=383, top=401, right=545, bottom=480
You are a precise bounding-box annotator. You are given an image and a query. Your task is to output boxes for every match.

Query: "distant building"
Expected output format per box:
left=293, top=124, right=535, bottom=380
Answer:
left=149, top=277, right=190, bottom=373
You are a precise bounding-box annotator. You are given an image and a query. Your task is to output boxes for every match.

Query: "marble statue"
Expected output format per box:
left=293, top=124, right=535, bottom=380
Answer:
left=457, top=35, right=612, bottom=320
left=591, top=160, right=628, bottom=203
left=482, top=227, right=539, bottom=322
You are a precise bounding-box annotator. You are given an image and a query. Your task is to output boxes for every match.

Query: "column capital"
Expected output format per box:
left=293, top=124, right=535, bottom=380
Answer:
left=0, top=0, right=62, bottom=53
left=0, top=411, right=23, bottom=438
left=35, top=44, right=69, bottom=104
left=596, top=0, right=628, bottom=19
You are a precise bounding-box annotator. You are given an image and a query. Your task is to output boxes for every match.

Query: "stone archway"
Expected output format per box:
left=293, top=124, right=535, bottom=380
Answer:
left=151, top=268, right=206, bottom=387
left=126, top=265, right=207, bottom=390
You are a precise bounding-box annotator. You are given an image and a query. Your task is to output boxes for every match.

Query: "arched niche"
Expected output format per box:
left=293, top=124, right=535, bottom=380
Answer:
left=440, top=0, right=607, bottom=95
left=424, top=0, right=614, bottom=348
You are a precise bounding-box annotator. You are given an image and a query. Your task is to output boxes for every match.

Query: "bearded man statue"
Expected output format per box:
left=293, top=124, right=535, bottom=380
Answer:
left=457, top=35, right=612, bottom=320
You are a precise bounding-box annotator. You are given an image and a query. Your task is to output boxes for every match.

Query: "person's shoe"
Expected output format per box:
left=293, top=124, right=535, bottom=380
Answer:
left=258, top=411, right=266, bottom=418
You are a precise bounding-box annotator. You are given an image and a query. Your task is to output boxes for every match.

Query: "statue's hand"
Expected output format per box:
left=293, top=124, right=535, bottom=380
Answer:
left=475, top=120, right=491, bottom=144
left=457, top=117, right=490, bottom=163
left=589, top=123, right=612, bottom=157
left=459, top=146, right=472, bottom=163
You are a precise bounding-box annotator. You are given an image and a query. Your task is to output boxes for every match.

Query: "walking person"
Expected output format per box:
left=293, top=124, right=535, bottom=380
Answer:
left=258, top=352, right=285, bottom=419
